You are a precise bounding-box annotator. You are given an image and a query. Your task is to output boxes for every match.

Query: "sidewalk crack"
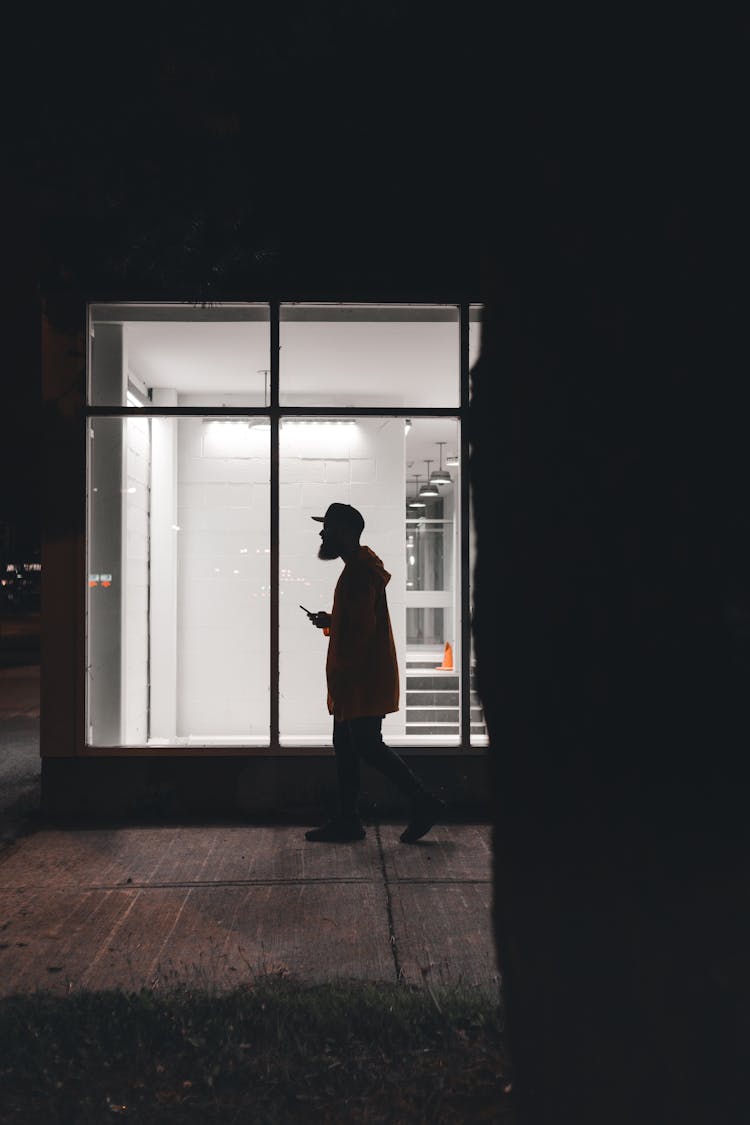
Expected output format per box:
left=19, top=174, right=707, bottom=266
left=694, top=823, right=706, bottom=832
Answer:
left=374, top=823, right=402, bottom=983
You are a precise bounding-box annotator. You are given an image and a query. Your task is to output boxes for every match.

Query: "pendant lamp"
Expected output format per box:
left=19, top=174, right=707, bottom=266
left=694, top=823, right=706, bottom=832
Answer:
left=419, top=461, right=439, bottom=498
left=408, top=476, right=426, bottom=509
left=429, top=442, right=452, bottom=485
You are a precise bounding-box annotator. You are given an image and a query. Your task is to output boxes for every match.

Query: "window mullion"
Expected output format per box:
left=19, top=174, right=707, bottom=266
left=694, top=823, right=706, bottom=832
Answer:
left=270, top=302, right=280, bottom=750
left=459, top=304, right=471, bottom=750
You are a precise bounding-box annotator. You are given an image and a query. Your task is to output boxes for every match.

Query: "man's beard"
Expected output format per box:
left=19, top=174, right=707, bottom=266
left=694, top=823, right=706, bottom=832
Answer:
left=318, top=542, right=339, bottom=560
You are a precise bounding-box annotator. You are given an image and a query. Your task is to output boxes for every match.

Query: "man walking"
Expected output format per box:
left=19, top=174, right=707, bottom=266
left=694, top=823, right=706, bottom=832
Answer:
left=304, top=502, right=445, bottom=843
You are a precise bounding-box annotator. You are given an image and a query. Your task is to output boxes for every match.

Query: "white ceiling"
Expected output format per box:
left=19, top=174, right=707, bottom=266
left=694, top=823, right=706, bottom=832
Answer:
left=125, top=320, right=462, bottom=408
left=125, top=322, right=266, bottom=397
left=124, top=322, right=464, bottom=467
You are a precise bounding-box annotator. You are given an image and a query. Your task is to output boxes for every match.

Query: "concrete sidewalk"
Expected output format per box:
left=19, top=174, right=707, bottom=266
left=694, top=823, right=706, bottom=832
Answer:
left=0, top=822, right=498, bottom=998
left=0, top=660, right=41, bottom=847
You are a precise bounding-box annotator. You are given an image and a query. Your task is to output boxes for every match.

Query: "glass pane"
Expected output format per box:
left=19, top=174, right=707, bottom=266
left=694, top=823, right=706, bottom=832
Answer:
left=404, top=417, right=461, bottom=744
left=88, top=304, right=270, bottom=407
left=278, top=415, right=461, bottom=746
left=406, top=523, right=451, bottom=592
left=279, top=304, right=460, bottom=406
left=406, top=607, right=445, bottom=645
left=278, top=416, right=406, bottom=744
left=87, top=416, right=270, bottom=746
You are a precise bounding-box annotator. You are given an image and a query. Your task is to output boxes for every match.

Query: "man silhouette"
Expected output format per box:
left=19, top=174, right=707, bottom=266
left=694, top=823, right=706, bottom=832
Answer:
left=305, top=502, right=445, bottom=843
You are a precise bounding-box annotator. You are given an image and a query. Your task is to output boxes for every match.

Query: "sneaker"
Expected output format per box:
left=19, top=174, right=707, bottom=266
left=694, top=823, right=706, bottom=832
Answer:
left=400, top=795, right=446, bottom=844
left=305, top=816, right=366, bottom=842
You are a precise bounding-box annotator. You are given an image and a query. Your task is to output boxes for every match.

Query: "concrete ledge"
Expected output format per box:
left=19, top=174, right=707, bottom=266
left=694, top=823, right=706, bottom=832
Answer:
left=41, top=754, right=492, bottom=822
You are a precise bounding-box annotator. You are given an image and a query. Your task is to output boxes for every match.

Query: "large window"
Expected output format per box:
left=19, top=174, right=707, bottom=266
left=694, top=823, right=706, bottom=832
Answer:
left=86, top=302, right=484, bottom=749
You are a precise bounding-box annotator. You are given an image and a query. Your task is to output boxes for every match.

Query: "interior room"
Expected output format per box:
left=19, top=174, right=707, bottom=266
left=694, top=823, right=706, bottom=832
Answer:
left=86, top=304, right=485, bottom=748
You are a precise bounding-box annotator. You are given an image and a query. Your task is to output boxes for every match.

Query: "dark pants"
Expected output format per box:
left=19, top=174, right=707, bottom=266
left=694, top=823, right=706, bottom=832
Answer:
left=332, top=716, right=425, bottom=817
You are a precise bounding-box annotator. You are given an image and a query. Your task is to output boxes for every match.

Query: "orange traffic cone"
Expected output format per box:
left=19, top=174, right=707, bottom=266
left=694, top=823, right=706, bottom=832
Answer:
left=436, top=642, right=453, bottom=670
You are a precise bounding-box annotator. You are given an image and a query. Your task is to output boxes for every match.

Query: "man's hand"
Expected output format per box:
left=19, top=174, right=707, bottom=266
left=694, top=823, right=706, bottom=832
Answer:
left=310, top=611, right=331, bottom=630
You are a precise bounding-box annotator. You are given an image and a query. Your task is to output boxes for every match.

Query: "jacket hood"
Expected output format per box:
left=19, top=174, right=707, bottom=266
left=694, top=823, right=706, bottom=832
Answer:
left=351, top=545, right=391, bottom=587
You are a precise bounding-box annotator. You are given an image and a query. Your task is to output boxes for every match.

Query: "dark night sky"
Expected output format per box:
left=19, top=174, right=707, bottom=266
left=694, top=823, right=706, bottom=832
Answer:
left=2, top=3, right=483, bottom=556
left=2, top=8, right=745, bottom=557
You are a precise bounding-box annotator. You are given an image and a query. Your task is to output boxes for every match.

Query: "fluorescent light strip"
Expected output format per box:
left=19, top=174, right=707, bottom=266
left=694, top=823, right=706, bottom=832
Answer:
left=282, top=419, right=356, bottom=427
left=203, top=419, right=355, bottom=427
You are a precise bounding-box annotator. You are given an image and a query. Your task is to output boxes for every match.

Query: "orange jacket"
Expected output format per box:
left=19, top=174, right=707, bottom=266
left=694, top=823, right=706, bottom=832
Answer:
left=325, top=546, right=400, bottom=721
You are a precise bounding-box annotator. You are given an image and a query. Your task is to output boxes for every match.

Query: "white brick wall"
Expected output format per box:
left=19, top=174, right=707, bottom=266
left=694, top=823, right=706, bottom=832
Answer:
left=136, top=415, right=407, bottom=744
left=176, top=419, right=270, bottom=739
left=280, top=458, right=325, bottom=484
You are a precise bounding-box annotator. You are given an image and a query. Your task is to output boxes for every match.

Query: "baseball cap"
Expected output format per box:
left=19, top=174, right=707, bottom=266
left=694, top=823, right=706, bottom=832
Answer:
left=312, top=503, right=365, bottom=533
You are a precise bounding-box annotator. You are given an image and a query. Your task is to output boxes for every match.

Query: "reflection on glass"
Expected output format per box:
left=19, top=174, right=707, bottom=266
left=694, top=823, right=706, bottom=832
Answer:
left=87, top=417, right=270, bottom=746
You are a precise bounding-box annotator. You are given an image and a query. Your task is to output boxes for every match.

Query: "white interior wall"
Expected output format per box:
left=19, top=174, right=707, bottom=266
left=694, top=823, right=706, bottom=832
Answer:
left=147, top=416, right=405, bottom=743
left=149, top=396, right=179, bottom=741
left=123, top=416, right=150, bottom=743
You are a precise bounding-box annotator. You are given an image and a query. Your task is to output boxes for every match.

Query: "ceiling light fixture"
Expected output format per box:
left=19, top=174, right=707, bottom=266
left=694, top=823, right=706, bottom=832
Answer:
left=203, top=418, right=355, bottom=429
left=282, top=418, right=356, bottom=427
left=430, top=442, right=452, bottom=485
left=408, top=476, right=426, bottom=508
left=419, top=462, right=439, bottom=498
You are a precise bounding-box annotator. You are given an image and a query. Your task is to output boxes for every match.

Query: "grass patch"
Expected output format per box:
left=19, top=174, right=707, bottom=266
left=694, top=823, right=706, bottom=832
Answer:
left=0, top=977, right=514, bottom=1122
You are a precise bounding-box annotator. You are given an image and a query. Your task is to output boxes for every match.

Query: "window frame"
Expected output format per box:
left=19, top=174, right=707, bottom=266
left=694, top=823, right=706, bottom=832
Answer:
left=84, top=300, right=478, bottom=755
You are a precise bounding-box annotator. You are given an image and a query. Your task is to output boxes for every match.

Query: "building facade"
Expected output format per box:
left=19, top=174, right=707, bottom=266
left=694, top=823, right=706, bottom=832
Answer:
left=41, top=300, right=488, bottom=818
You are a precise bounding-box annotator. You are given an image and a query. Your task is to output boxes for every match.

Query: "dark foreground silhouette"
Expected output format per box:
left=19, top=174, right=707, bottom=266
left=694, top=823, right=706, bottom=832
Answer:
left=471, top=106, right=748, bottom=1122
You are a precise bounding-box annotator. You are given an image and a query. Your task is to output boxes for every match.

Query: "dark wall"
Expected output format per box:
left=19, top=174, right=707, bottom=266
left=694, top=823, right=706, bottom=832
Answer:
left=471, top=95, right=749, bottom=1125
left=41, top=755, right=490, bottom=823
